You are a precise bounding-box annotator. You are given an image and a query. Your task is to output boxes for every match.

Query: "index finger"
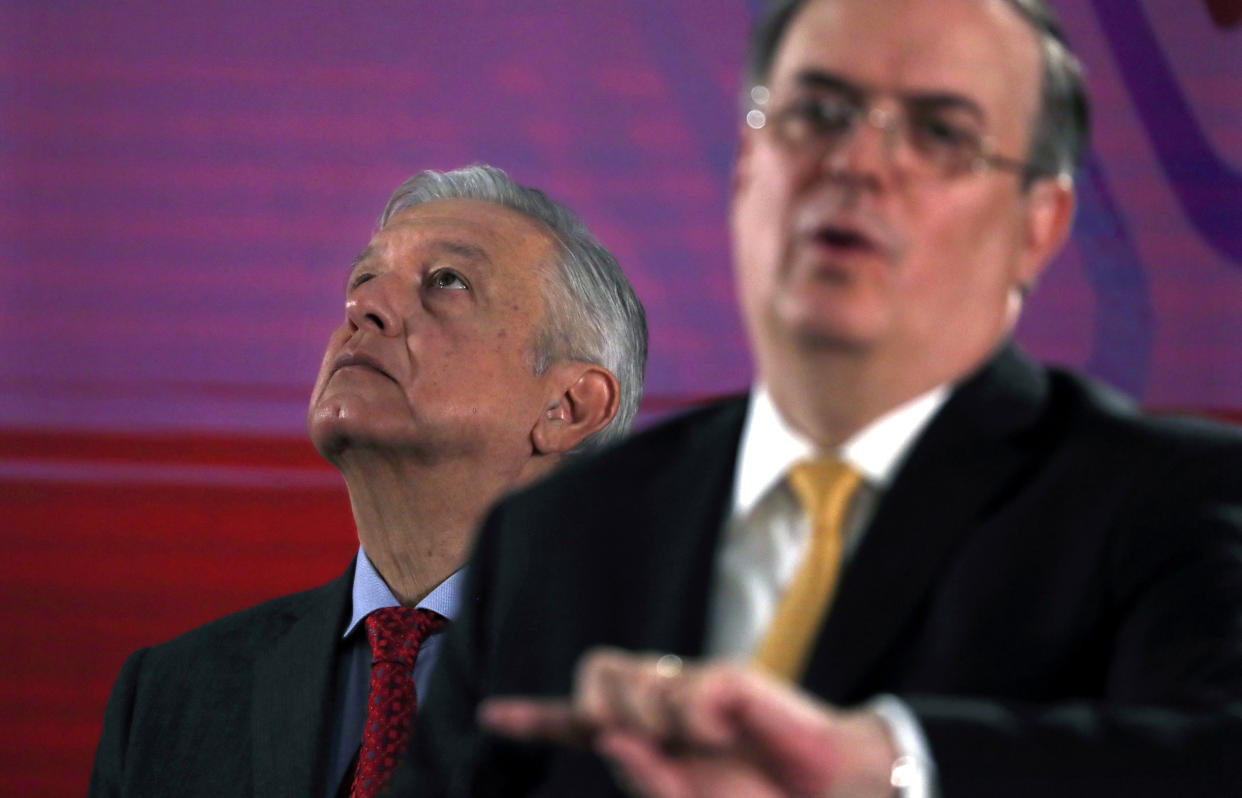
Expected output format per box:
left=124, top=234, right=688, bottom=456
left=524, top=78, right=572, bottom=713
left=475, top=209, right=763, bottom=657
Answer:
left=478, top=697, right=596, bottom=747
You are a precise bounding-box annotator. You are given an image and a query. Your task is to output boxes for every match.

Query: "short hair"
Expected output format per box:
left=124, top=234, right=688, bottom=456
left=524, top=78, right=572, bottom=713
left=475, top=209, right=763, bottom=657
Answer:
left=377, top=164, right=648, bottom=451
left=745, top=0, right=1090, bottom=184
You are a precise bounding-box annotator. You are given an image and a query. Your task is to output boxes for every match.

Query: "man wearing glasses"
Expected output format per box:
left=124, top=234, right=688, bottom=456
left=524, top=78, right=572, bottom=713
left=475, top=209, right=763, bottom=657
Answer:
left=407, top=1, right=1242, bottom=796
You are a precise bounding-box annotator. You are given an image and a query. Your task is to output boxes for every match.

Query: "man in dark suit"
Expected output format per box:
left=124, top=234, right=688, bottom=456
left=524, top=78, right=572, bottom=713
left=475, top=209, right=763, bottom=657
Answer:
left=404, top=2, right=1242, bottom=796
left=87, top=164, right=647, bottom=798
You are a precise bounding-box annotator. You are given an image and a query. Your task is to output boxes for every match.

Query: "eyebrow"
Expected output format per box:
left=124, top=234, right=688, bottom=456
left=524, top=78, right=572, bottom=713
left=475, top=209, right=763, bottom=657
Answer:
left=794, top=70, right=867, bottom=103
left=793, top=69, right=986, bottom=122
left=428, top=239, right=491, bottom=264
left=347, top=245, right=375, bottom=273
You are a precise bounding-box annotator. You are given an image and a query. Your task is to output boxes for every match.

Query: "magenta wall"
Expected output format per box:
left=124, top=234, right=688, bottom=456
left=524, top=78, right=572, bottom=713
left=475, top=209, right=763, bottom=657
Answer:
left=2, top=1, right=1240, bottom=795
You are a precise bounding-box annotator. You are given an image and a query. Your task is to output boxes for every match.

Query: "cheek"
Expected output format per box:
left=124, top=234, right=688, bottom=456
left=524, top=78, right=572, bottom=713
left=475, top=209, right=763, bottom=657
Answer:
left=310, top=325, right=350, bottom=398
left=892, top=197, right=1028, bottom=340
left=736, top=149, right=799, bottom=227
left=489, top=329, right=546, bottom=403
left=907, top=189, right=1025, bottom=284
left=403, top=324, right=537, bottom=405
left=733, top=154, right=798, bottom=288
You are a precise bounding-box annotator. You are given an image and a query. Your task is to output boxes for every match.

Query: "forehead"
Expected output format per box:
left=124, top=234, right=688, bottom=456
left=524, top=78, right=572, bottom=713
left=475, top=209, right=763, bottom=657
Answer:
left=773, top=0, right=1042, bottom=134
left=367, top=197, right=556, bottom=276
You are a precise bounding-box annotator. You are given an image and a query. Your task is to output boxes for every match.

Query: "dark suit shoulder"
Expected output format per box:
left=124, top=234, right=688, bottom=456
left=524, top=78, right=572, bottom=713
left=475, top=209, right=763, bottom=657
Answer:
left=458, top=396, right=747, bottom=676
left=993, top=363, right=1242, bottom=556
left=160, top=574, right=343, bottom=653
left=1040, top=364, right=1242, bottom=466
left=134, top=568, right=352, bottom=679
left=946, top=347, right=1242, bottom=463
left=90, top=567, right=352, bottom=797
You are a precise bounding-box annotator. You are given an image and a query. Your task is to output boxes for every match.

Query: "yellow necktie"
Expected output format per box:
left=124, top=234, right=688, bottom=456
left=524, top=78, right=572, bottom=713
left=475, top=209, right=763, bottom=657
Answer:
left=753, top=458, right=863, bottom=681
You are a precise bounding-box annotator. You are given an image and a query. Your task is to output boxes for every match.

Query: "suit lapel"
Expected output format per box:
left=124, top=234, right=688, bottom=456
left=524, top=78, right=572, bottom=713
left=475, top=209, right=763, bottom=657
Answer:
left=802, top=346, right=1050, bottom=703
left=637, top=397, right=749, bottom=657
left=251, top=564, right=353, bottom=798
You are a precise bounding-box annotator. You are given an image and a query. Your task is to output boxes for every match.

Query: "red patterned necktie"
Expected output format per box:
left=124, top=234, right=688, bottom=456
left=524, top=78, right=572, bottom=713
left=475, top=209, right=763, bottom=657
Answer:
left=350, top=606, right=447, bottom=798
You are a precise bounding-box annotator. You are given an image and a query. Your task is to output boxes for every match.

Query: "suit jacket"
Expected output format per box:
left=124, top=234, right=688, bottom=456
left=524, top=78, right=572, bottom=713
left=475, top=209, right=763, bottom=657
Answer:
left=406, top=345, right=1242, bottom=797
left=88, top=563, right=354, bottom=798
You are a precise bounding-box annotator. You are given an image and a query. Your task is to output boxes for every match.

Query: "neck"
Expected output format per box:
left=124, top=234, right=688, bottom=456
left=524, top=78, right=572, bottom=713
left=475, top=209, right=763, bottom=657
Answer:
left=337, top=451, right=555, bottom=605
left=759, top=339, right=996, bottom=449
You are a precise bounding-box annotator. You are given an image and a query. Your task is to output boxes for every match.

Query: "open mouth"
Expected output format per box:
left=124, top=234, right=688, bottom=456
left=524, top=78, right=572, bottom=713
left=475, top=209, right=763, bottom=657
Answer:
left=813, top=225, right=874, bottom=252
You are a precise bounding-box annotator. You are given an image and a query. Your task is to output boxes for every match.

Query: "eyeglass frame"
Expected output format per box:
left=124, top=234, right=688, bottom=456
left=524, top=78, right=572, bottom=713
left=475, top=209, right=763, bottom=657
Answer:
left=743, top=82, right=1040, bottom=181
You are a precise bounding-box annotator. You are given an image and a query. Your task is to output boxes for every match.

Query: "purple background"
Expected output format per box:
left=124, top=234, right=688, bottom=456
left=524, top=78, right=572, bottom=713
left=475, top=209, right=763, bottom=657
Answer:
left=2, top=1, right=1241, bottom=436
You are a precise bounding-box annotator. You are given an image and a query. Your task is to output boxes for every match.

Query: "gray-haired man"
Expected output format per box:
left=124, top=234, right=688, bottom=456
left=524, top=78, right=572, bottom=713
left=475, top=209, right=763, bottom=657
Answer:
left=88, top=164, right=647, bottom=798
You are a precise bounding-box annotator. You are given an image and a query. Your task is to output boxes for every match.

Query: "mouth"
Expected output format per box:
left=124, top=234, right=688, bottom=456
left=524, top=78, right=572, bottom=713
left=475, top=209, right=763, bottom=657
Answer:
left=331, top=351, right=394, bottom=381
left=811, top=224, right=877, bottom=253
left=795, top=196, right=900, bottom=261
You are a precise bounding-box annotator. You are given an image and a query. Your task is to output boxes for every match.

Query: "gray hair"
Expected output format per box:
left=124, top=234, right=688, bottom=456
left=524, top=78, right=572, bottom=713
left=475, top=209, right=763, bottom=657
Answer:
left=377, top=164, right=648, bottom=451
left=745, top=0, right=1090, bottom=184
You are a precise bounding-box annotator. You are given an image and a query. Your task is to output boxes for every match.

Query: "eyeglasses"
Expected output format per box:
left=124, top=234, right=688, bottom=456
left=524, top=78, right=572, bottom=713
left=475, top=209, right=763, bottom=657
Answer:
left=745, top=84, right=1034, bottom=180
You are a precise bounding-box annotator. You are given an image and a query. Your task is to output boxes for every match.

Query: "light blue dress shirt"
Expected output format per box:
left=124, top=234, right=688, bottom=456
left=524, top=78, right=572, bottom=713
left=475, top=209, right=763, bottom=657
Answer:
left=325, top=547, right=466, bottom=796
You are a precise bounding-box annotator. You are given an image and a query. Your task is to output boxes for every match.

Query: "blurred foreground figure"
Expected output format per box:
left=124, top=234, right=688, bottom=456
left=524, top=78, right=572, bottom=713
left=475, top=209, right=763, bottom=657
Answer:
left=88, top=164, right=647, bottom=798
left=404, top=3, right=1242, bottom=797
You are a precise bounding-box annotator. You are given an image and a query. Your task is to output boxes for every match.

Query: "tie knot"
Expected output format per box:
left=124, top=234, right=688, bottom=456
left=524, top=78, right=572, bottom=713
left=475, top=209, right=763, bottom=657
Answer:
left=787, top=458, right=863, bottom=520
left=364, top=606, right=447, bottom=667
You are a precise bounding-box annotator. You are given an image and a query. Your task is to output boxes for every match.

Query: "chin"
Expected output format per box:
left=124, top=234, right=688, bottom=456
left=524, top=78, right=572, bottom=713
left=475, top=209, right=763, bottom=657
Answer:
left=307, top=421, right=348, bottom=463
left=306, top=399, right=365, bottom=460
left=791, top=328, right=873, bottom=353
left=774, top=304, right=880, bottom=352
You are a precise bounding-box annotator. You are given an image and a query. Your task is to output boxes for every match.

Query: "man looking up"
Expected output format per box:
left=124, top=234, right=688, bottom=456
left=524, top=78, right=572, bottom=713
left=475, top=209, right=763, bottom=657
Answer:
left=88, top=164, right=648, bottom=798
left=407, top=2, right=1242, bottom=797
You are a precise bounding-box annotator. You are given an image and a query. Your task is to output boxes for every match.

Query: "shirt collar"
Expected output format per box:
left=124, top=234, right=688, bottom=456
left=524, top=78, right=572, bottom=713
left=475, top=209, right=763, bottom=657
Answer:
left=732, top=383, right=950, bottom=515
left=342, top=546, right=467, bottom=639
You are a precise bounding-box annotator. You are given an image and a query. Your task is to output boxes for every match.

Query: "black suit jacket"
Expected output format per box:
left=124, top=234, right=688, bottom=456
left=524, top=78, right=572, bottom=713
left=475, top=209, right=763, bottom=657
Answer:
left=88, top=563, right=353, bottom=798
left=406, top=345, right=1242, bottom=797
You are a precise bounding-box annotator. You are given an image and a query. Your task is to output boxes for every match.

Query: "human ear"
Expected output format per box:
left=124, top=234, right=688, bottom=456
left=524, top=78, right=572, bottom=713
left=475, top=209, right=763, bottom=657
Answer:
left=530, top=363, right=621, bottom=455
left=1016, top=176, right=1075, bottom=292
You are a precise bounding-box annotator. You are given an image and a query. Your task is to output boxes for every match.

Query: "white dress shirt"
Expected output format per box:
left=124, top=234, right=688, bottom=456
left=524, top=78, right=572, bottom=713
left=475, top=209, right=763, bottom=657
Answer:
left=704, top=384, right=949, bottom=798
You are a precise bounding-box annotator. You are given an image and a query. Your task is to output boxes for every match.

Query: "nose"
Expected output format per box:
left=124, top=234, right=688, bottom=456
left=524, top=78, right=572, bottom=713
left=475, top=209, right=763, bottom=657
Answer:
left=821, top=105, right=902, bottom=185
left=344, top=275, right=402, bottom=336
